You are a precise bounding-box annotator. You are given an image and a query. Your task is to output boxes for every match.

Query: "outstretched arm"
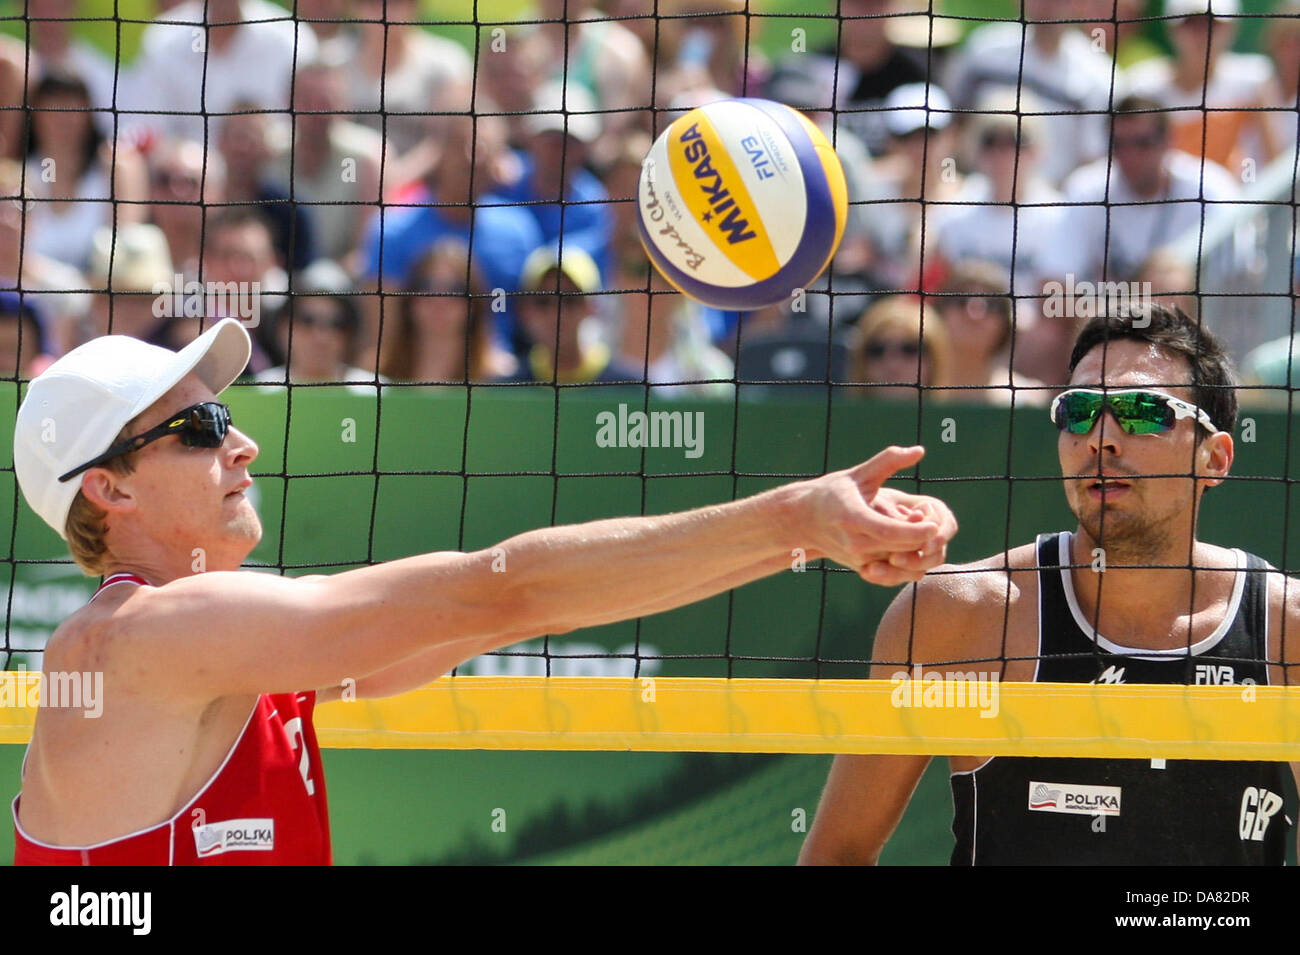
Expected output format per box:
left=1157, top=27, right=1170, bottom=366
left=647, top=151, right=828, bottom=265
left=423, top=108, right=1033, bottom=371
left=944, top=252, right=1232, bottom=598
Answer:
left=107, top=446, right=957, bottom=701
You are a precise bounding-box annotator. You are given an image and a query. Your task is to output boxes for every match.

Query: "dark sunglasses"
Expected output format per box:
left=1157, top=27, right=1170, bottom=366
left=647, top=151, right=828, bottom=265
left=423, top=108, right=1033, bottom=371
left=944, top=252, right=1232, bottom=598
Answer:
left=865, top=340, right=922, bottom=359
left=59, top=402, right=232, bottom=483
left=1050, top=388, right=1217, bottom=437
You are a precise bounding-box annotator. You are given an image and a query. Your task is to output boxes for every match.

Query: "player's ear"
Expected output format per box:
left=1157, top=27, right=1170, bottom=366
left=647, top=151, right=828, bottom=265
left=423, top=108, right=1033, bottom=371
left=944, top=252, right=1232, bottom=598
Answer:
left=1197, top=429, right=1233, bottom=486
left=79, top=468, right=139, bottom=515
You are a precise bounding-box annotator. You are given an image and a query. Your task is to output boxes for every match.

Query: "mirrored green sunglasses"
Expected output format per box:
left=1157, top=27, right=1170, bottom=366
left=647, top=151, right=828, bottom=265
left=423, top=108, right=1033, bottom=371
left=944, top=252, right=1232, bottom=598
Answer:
left=1050, top=388, right=1218, bottom=436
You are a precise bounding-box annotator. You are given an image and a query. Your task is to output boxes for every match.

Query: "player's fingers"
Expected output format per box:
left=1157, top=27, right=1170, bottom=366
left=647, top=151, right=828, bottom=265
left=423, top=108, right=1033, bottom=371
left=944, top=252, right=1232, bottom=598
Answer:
left=849, top=445, right=925, bottom=496
left=860, top=560, right=925, bottom=587
left=886, top=540, right=947, bottom=574
left=852, top=508, right=939, bottom=553
left=888, top=492, right=958, bottom=541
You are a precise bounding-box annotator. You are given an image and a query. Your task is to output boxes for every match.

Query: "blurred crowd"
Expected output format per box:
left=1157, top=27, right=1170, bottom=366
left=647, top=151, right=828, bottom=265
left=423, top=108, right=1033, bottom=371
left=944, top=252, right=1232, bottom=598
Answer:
left=1, top=0, right=1298, bottom=406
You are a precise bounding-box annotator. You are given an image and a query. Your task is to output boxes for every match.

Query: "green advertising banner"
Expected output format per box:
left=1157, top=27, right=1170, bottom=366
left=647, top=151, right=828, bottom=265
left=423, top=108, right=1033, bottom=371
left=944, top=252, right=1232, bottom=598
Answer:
left=1, top=388, right=1295, bottom=864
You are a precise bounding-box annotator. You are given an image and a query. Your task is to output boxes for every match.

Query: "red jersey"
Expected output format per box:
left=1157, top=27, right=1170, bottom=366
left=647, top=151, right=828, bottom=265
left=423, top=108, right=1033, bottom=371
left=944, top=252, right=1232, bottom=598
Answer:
left=12, top=573, right=332, bottom=865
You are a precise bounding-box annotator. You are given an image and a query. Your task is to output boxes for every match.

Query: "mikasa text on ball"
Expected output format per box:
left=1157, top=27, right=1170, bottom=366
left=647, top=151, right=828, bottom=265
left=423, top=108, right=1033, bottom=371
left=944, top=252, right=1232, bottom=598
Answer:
left=637, top=97, right=848, bottom=311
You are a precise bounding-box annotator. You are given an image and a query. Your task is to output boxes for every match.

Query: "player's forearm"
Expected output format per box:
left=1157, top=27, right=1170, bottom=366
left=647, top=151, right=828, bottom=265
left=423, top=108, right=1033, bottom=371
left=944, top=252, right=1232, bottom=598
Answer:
left=344, top=549, right=797, bottom=699
left=472, top=485, right=801, bottom=641
left=305, top=484, right=801, bottom=672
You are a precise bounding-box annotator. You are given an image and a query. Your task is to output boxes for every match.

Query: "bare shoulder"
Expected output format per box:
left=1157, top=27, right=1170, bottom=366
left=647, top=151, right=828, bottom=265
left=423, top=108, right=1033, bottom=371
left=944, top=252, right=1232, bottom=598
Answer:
left=52, top=572, right=319, bottom=684
left=1264, top=566, right=1300, bottom=681
left=40, top=585, right=135, bottom=674
left=873, top=542, right=1041, bottom=674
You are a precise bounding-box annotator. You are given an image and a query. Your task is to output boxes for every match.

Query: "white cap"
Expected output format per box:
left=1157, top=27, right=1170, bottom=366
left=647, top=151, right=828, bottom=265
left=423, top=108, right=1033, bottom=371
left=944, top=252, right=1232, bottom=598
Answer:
left=884, top=83, right=953, bottom=137
left=89, top=223, right=174, bottom=293
left=14, top=319, right=251, bottom=540
left=525, top=80, right=601, bottom=144
left=1165, top=0, right=1239, bottom=19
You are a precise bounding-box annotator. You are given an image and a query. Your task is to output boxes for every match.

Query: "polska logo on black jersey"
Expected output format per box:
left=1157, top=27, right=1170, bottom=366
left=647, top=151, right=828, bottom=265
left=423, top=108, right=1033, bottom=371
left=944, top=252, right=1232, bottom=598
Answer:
left=1028, top=780, right=1122, bottom=816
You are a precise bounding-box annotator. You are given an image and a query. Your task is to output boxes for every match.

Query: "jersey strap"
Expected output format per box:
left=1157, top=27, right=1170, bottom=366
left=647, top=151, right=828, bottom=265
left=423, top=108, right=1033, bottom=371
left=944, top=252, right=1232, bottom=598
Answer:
left=91, top=573, right=151, bottom=600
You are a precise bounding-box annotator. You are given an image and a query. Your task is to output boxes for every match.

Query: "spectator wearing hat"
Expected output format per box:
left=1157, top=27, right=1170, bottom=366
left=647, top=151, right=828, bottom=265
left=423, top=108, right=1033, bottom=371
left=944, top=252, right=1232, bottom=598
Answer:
left=495, top=81, right=613, bottom=287
left=256, top=260, right=379, bottom=392
left=512, top=245, right=641, bottom=387
left=0, top=290, right=54, bottom=379
left=86, top=223, right=177, bottom=344
left=858, top=83, right=965, bottom=293
left=943, top=0, right=1119, bottom=187
left=1126, top=0, right=1280, bottom=170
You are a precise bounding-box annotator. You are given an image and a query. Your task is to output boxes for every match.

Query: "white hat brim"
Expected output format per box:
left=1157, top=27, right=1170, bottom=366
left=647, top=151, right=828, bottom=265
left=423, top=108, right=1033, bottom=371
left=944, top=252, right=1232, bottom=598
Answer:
left=124, top=318, right=251, bottom=421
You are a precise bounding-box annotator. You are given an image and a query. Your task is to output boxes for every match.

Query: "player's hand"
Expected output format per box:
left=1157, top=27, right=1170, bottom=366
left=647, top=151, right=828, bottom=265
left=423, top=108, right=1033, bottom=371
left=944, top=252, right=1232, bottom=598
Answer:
left=797, top=445, right=957, bottom=586
left=860, top=487, right=958, bottom=585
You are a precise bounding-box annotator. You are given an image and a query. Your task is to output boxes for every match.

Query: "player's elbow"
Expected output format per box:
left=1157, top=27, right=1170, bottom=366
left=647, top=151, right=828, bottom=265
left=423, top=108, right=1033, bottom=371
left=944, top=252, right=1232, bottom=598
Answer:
left=798, top=840, right=881, bottom=866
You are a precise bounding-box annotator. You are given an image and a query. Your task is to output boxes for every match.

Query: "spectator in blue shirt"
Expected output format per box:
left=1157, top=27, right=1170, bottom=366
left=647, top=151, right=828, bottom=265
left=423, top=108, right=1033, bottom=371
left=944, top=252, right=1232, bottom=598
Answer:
left=358, top=111, right=540, bottom=372
left=496, top=81, right=614, bottom=285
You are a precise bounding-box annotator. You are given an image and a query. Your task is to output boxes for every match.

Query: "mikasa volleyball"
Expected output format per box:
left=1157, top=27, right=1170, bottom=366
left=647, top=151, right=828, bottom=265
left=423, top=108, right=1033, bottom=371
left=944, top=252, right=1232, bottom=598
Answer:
left=637, top=97, right=848, bottom=311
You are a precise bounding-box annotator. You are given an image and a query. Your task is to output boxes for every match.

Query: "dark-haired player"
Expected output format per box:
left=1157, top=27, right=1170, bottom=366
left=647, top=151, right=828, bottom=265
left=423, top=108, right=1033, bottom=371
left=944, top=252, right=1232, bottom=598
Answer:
left=801, top=303, right=1299, bottom=865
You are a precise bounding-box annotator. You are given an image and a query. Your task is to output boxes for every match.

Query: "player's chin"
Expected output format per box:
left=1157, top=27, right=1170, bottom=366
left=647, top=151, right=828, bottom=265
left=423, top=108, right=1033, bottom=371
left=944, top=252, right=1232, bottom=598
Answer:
left=224, top=505, right=263, bottom=544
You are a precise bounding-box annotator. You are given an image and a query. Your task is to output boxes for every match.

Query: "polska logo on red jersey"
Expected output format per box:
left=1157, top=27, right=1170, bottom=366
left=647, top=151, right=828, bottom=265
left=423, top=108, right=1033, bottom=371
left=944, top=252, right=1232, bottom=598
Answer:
left=193, top=818, right=275, bottom=857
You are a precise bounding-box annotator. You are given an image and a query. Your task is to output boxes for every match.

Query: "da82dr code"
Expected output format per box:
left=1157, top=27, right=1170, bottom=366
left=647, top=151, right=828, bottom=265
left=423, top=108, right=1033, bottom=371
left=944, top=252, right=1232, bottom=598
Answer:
left=1197, top=892, right=1249, bottom=903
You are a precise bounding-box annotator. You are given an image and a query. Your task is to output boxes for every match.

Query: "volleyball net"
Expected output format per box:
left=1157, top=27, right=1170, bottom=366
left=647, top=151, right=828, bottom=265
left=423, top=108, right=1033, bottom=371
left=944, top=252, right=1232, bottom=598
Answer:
left=1, top=1, right=1299, bottom=759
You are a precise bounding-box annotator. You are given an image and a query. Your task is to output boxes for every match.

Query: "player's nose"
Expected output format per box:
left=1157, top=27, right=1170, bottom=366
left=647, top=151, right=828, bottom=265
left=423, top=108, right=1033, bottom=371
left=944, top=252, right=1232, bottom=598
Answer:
left=1087, top=410, right=1124, bottom=457
left=225, top=425, right=259, bottom=468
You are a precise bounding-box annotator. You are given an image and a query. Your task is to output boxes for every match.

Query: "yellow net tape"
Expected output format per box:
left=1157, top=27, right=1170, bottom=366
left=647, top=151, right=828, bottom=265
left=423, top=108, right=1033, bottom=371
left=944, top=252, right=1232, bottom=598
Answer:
left=2, top=674, right=1297, bottom=759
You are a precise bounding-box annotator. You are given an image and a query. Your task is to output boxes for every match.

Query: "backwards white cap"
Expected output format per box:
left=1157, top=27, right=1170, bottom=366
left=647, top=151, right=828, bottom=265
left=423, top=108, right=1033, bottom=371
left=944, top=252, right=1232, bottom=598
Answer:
left=13, top=319, right=251, bottom=540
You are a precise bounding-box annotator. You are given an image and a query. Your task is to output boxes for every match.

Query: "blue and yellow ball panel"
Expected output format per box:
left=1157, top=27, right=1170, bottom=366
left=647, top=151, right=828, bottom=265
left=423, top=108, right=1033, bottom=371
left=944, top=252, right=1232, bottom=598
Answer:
left=637, top=98, right=849, bottom=311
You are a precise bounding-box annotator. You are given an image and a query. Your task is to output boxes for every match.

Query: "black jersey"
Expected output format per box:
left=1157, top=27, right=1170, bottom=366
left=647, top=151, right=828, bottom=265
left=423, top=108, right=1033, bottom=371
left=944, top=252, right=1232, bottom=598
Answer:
left=949, top=531, right=1294, bottom=865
